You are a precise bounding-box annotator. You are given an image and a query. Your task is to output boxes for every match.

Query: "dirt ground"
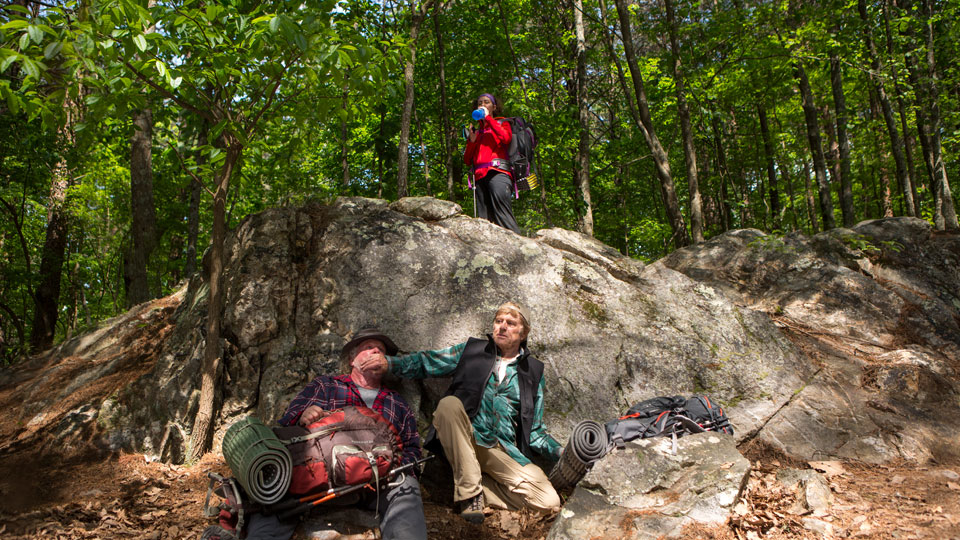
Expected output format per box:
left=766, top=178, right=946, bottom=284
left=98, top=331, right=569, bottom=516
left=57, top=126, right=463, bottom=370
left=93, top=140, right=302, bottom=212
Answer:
left=0, top=440, right=958, bottom=540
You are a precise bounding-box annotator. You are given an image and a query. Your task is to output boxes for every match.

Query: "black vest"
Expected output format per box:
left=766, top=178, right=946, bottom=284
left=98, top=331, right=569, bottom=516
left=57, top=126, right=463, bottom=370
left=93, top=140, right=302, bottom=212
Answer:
left=428, top=336, right=544, bottom=460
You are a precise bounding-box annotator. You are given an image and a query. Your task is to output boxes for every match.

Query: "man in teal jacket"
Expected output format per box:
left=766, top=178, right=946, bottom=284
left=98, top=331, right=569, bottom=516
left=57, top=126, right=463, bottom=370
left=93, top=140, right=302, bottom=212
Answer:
left=385, top=302, right=562, bottom=523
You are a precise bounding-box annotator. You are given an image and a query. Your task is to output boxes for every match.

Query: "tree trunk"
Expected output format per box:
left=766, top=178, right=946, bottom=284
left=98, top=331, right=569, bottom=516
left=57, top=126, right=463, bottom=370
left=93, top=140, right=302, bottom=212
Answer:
left=432, top=2, right=460, bottom=202
left=794, top=60, right=835, bottom=230
left=415, top=107, right=432, bottom=197
left=341, top=88, right=350, bottom=188
left=126, top=106, right=158, bottom=307
left=574, top=0, right=593, bottom=236
left=495, top=0, right=528, bottom=101
left=757, top=102, right=780, bottom=230
left=377, top=106, right=386, bottom=198
left=125, top=0, right=158, bottom=306
left=882, top=0, right=919, bottom=217
left=780, top=156, right=800, bottom=231
left=918, top=0, right=958, bottom=229
left=30, top=91, right=81, bottom=352
left=869, top=87, right=894, bottom=217
left=184, top=123, right=207, bottom=279
left=829, top=51, right=855, bottom=227
left=711, top=114, right=732, bottom=231
left=396, top=1, right=434, bottom=199
left=665, top=0, right=703, bottom=243
left=189, top=138, right=242, bottom=461
left=614, top=0, right=688, bottom=247
left=858, top=0, right=910, bottom=221
left=802, top=161, right=819, bottom=234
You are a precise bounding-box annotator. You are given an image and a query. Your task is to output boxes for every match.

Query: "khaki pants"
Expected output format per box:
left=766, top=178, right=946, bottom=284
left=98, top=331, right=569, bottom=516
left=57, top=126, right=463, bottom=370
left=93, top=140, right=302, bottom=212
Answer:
left=432, top=395, right=560, bottom=512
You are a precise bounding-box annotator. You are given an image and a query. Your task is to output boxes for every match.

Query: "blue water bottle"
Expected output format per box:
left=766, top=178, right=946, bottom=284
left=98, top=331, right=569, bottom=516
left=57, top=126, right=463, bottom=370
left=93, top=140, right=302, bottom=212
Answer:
left=472, top=108, right=487, bottom=121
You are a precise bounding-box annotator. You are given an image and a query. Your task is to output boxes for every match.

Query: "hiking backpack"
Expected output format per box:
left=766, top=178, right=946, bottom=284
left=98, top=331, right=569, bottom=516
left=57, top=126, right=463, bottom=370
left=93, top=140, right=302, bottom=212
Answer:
left=272, top=406, right=403, bottom=497
left=604, top=394, right=733, bottom=448
left=504, top=117, right=540, bottom=194
left=681, top=396, right=734, bottom=436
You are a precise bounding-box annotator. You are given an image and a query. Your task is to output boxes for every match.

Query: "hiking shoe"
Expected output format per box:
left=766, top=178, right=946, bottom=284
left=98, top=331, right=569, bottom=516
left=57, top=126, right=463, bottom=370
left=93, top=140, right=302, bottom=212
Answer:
left=200, top=525, right=236, bottom=540
left=458, top=492, right=485, bottom=523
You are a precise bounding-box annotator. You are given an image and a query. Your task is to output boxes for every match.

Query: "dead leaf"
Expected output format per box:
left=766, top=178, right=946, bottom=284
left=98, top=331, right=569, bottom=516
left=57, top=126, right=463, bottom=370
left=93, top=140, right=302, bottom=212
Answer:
left=720, top=462, right=734, bottom=469
left=889, top=475, right=905, bottom=485
left=809, top=460, right=846, bottom=477
left=947, top=482, right=960, bottom=491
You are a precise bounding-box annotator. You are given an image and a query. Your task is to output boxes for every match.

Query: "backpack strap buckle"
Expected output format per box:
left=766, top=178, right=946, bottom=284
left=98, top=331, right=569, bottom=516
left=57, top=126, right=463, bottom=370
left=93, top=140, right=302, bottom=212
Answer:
left=611, top=433, right=625, bottom=450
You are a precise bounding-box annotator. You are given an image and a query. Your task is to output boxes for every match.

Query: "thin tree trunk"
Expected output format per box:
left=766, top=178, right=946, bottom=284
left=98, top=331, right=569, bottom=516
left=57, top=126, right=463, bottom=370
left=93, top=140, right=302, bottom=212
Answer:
left=904, top=37, right=935, bottom=213
left=711, top=115, right=732, bottom=231
left=340, top=88, right=350, bottom=188
left=415, top=107, right=432, bottom=197
left=821, top=104, right=842, bottom=214
left=858, top=0, right=910, bottom=221
left=795, top=60, right=835, bottom=230
left=614, top=0, right=688, bottom=247
left=126, top=106, right=157, bottom=306
left=189, top=138, right=242, bottom=462
left=30, top=92, right=80, bottom=351
left=780, top=156, right=800, bottom=232
left=574, top=0, right=593, bottom=236
left=377, top=106, right=386, bottom=198
left=396, top=0, right=435, bottom=199
left=757, top=102, right=780, bottom=230
left=432, top=3, right=460, bottom=202
left=918, top=0, right=958, bottom=229
left=665, top=0, right=703, bottom=243
left=184, top=124, right=207, bottom=278
left=495, top=0, right=528, bottom=101
left=803, top=161, right=819, bottom=234
left=829, top=51, right=855, bottom=226
left=870, top=87, right=895, bottom=217
left=882, top=0, right=919, bottom=217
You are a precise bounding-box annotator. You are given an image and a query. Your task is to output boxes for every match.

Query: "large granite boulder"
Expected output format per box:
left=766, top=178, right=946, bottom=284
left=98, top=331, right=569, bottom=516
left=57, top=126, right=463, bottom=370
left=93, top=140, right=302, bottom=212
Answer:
left=95, top=197, right=809, bottom=460
left=548, top=432, right=750, bottom=539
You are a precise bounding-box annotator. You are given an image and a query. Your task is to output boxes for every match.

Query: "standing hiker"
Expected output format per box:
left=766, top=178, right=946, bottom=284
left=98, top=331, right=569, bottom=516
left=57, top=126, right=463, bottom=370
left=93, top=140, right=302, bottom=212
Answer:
left=204, top=328, right=427, bottom=540
left=382, top=302, right=563, bottom=523
left=464, top=93, right=521, bottom=234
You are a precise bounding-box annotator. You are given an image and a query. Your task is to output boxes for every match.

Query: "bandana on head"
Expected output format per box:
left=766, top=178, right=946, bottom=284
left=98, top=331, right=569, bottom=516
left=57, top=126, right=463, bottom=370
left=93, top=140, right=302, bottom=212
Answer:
left=479, top=93, right=497, bottom=106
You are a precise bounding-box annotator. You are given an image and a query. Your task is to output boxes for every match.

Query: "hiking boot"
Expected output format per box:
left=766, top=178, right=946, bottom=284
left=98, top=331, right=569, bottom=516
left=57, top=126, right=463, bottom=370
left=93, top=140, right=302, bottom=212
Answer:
left=458, top=492, right=485, bottom=523
left=200, top=525, right=236, bottom=540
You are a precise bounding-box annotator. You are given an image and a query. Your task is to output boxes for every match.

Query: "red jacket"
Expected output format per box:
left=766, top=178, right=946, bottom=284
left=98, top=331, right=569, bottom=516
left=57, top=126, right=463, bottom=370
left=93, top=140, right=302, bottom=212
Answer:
left=464, top=116, right=513, bottom=180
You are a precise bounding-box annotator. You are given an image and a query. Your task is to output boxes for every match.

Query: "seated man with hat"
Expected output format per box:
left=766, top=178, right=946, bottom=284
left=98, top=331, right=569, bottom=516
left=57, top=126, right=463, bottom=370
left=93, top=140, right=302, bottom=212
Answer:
left=233, top=328, right=427, bottom=540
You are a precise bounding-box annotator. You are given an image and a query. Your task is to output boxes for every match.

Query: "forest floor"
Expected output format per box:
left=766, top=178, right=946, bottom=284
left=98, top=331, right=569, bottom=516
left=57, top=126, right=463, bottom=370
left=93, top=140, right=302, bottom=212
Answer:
left=0, top=440, right=958, bottom=540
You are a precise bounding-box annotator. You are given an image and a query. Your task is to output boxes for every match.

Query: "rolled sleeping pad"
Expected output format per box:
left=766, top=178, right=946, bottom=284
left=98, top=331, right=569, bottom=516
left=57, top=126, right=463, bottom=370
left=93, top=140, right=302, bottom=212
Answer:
left=548, top=420, right=609, bottom=490
left=221, top=416, right=292, bottom=505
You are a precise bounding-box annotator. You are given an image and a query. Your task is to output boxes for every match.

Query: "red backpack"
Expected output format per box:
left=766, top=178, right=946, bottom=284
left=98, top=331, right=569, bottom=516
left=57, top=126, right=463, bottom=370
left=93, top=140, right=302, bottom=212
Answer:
left=272, top=406, right=403, bottom=496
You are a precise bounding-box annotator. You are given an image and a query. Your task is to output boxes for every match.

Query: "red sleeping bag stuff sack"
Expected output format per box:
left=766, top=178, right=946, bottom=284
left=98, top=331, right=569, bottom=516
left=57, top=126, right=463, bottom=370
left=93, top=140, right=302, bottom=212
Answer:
left=272, top=406, right=403, bottom=496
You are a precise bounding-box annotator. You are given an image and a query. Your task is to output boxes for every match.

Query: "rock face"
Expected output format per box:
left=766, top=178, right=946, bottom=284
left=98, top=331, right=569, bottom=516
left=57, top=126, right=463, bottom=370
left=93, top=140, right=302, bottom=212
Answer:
left=548, top=433, right=750, bottom=539
left=92, top=196, right=812, bottom=460
left=662, top=218, right=960, bottom=463
left=5, top=201, right=959, bottom=477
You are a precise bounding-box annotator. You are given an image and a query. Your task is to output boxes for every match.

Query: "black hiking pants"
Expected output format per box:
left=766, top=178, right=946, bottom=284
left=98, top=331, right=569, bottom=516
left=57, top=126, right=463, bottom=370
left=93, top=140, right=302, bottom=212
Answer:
left=475, top=170, right=520, bottom=234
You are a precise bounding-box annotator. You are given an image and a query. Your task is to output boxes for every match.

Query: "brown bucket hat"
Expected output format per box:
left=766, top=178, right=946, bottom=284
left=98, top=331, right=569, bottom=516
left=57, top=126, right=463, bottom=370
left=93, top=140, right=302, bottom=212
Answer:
left=341, top=327, right=399, bottom=357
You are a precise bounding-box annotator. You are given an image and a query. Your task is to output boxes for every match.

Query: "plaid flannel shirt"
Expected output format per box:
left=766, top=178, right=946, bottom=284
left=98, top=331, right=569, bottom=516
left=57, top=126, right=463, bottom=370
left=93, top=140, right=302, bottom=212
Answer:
left=278, top=374, right=421, bottom=468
